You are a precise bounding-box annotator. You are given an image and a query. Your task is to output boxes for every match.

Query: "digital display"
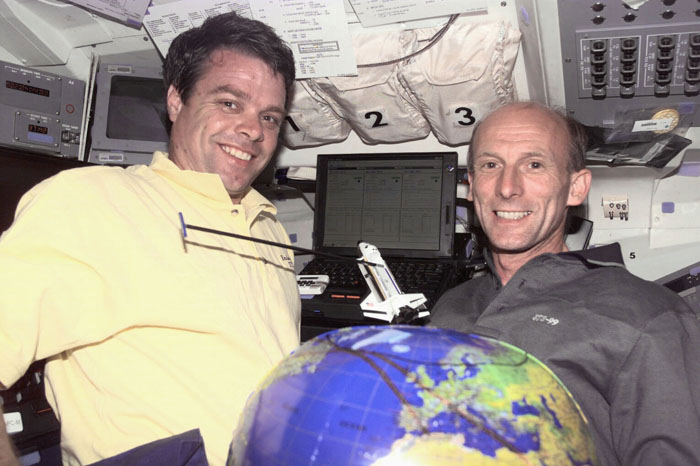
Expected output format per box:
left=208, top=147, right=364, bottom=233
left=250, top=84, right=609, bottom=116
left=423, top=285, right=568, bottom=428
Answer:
left=322, top=157, right=445, bottom=251
left=28, top=124, right=48, bottom=135
left=6, top=80, right=50, bottom=97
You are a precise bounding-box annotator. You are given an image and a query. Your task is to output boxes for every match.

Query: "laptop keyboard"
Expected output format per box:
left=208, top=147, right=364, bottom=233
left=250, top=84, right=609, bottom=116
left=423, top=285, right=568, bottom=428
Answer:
left=301, top=260, right=363, bottom=291
left=300, top=258, right=453, bottom=305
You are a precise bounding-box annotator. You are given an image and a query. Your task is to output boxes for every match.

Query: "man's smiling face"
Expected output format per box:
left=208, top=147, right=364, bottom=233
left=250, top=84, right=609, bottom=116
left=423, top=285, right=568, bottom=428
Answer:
left=468, top=105, right=588, bottom=261
left=166, top=48, right=286, bottom=203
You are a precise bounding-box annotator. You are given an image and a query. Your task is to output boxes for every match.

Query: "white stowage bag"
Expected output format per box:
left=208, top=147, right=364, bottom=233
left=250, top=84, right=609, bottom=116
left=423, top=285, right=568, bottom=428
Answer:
left=398, top=19, right=522, bottom=145
left=305, top=29, right=431, bottom=145
left=279, top=80, right=351, bottom=149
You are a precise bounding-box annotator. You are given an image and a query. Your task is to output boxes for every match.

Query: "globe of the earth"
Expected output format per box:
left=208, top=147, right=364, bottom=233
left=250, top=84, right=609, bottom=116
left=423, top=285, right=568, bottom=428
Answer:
left=228, top=325, right=598, bottom=465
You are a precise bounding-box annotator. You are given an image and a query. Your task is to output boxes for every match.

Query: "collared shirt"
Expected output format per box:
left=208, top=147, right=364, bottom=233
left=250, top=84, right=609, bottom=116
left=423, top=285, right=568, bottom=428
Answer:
left=429, top=244, right=700, bottom=466
left=0, top=151, right=300, bottom=465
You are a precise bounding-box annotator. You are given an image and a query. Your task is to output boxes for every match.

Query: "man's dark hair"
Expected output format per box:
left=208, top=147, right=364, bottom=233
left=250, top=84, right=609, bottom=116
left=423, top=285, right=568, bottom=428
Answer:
left=467, top=102, right=588, bottom=174
left=163, top=12, right=295, bottom=104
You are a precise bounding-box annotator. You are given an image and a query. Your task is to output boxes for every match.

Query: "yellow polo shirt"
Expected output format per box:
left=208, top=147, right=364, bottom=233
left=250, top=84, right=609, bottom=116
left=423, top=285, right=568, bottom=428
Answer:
left=0, top=152, right=300, bottom=465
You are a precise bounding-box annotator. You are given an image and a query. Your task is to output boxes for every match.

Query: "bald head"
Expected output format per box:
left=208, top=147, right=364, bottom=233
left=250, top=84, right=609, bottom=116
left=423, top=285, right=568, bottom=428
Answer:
left=468, top=102, right=588, bottom=174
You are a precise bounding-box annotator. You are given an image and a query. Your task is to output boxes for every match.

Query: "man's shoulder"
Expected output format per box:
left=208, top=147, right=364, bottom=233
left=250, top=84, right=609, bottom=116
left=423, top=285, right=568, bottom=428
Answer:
left=38, top=164, right=156, bottom=195
left=542, top=251, right=695, bottom=321
left=14, top=164, right=162, bottom=222
left=42, top=163, right=131, bottom=184
left=563, top=252, right=676, bottom=298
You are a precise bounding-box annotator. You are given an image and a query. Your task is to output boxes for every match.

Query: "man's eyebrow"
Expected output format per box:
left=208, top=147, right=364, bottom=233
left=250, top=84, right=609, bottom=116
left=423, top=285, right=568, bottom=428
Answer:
left=262, top=104, right=286, bottom=116
left=478, top=150, right=549, bottom=158
left=211, top=84, right=248, bottom=99
left=210, top=85, right=285, bottom=115
left=474, top=151, right=500, bottom=159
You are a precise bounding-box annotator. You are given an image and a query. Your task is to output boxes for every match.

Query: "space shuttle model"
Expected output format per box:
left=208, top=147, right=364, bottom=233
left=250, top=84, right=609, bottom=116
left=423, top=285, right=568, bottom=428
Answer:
left=357, top=242, right=429, bottom=323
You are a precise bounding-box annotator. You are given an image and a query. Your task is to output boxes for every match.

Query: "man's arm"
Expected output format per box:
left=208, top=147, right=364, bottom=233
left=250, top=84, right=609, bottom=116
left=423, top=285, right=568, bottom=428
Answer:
left=0, top=405, right=20, bottom=466
left=611, top=310, right=700, bottom=466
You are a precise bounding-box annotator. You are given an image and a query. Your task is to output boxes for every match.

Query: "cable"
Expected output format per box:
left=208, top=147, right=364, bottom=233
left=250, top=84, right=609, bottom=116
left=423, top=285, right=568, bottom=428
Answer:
left=357, top=14, right=459, bottom=68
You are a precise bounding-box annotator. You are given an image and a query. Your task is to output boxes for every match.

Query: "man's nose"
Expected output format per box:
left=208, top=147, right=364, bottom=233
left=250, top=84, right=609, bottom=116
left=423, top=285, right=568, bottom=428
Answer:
left=236, top=115, right=264, bottom=142
left=497, top=166, right=522, bottom=199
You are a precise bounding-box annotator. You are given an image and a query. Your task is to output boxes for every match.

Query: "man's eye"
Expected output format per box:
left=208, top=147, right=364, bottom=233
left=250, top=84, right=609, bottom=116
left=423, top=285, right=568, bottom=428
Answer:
left=222, top=101, right=237, bottom=109
left=529, top=161, right=542, bottom=169
left=263, top=115, right=281, bottom=127
left=482, top=161, right=498, bottom=169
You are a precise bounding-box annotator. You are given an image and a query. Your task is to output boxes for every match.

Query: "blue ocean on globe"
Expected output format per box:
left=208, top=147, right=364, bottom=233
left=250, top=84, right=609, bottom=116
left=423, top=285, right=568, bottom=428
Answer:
left=228, top=325, right=598, bottom=465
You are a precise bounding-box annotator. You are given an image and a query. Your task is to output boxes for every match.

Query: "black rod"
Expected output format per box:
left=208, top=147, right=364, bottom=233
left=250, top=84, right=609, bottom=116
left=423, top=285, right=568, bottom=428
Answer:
left=178, top=213, right=382, bottom=268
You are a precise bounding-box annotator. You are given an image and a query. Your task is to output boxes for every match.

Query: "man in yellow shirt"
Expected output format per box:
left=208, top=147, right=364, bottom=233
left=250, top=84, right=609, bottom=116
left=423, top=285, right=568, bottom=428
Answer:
left=0, top=12, right=299, bottom=466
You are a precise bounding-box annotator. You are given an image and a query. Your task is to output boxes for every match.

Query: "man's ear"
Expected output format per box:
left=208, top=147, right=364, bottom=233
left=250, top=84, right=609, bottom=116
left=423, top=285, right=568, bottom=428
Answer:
left=567, top=168, right=592, bottom=207
left=166, top=85, right=183, bottom=123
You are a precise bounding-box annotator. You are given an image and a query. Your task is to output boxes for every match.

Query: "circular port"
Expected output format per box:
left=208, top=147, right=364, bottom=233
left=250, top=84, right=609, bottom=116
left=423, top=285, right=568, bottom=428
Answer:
left=661, top=10, right=676, bottom=19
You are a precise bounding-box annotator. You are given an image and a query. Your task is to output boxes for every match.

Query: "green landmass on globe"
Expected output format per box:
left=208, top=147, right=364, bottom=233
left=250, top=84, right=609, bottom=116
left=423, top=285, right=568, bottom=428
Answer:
left=228, top=325, right=599, bottom=466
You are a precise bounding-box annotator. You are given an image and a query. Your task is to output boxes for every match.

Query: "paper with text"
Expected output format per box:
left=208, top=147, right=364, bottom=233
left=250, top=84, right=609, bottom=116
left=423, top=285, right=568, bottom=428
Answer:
left=67, top=0, right=151, bottom=26
left=348, top=0, right=488, bottom=27
left=250, top=0, right=357, bottom=79
left=143, top=0, right=254, bottom=58
left=143, top=0, right=356, bottom=79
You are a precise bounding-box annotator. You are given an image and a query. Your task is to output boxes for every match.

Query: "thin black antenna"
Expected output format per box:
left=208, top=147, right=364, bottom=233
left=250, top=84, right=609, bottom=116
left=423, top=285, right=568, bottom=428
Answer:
left=178, top=213, right=382, bottom=268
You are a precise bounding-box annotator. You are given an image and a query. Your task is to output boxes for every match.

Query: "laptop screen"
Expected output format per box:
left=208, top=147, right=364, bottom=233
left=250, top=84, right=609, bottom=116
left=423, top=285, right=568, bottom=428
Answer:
left=313, top=152, right=458, bottom=259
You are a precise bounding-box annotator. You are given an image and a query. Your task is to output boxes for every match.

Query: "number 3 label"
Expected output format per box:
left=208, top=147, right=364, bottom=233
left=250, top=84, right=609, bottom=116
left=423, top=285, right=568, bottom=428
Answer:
left=454, top=107, right=476, bottom=126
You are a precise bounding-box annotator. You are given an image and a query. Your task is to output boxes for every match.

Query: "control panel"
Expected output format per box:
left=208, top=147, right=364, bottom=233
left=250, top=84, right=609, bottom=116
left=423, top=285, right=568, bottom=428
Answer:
left=0, top=60, right=85, bottom=158
left=577, top=28, right=699, bottom=100
left=0, top=360, right=60, bottom=457
left=558, top=0, right=700, bottom=127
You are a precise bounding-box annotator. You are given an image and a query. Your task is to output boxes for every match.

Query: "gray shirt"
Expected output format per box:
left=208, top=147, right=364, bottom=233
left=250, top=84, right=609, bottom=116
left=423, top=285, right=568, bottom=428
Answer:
left=429, top=244, right=700, bottom=466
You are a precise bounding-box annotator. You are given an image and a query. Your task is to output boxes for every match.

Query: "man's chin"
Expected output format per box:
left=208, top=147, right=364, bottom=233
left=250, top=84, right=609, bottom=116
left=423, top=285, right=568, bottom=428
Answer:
left=222, top=178, right=254, bottom=202
left=486, top=233, right=539, bottom=255
left=222, top=174, right=256, bottom=193
left=487, top=235, right=567, bottom=257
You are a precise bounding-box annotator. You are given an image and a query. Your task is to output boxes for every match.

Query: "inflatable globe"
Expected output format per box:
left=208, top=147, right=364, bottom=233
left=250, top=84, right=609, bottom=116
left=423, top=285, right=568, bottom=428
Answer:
left=228, top=326, right=598, bottom=465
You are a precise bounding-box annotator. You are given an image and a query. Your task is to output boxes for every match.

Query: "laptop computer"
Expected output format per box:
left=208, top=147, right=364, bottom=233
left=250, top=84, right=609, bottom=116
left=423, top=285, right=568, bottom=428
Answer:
left=299, top=152, right=459, bottom=325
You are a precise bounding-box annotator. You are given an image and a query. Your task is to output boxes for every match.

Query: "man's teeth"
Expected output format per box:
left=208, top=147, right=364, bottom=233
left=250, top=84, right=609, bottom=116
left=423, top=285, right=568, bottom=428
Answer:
left=496, top=211, right=532, bottom=220
left=221, top=145, right=251, bottom=161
